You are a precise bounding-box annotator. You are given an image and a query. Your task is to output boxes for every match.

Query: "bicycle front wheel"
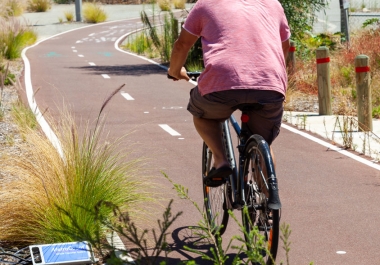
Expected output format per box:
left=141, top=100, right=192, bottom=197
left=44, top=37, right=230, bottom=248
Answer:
left=202, top=142, right=229, bottom=236
left=242, top=135, right=280, bottom=265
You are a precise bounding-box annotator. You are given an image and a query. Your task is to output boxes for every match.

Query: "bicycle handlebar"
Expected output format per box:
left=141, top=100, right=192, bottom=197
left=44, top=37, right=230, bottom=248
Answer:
left=167, top=71, right=202, bottom=81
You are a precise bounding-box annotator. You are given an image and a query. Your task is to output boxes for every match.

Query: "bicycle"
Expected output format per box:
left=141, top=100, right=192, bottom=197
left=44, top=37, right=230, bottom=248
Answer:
left=168, top=71, right=282, bottom=265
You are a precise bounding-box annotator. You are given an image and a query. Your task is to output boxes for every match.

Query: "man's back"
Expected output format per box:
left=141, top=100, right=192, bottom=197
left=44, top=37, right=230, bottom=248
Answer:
left=184, top=0, right=291, bottom=95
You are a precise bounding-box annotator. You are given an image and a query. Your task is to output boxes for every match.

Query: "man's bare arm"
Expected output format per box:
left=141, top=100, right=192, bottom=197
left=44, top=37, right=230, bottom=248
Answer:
left=282, top=38, right=290, bottom=62
left=168, top=29, right=199, bottom=81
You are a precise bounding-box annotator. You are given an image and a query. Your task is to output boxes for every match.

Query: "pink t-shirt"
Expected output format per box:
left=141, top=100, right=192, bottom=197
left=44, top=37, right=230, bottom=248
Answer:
left=183, top=0, right=291, bottom=96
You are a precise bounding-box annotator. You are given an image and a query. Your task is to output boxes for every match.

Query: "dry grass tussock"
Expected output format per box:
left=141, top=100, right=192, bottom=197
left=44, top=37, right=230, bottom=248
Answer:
left=0, top=93, right=161, bottom=246
left=83, top=2, right=107, bottom=23
left=158, top=0, right=171, bottom=11
left=173, top=0, right=186, bottom=9
left=27, top=0, right=51, bottom=12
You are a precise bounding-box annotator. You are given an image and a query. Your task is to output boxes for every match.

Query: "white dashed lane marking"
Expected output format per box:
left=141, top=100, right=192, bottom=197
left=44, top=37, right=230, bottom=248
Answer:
left=101, top=74, right=110, bottom=79
left=73, top=50, right=77, bottom=52
left=78, top=54, right=84, bottom=57
left=159, top=124, right=181, bottom=136
left=121, top=92, right=134, bottom=100
left=89, top=62, right=96, bottom=66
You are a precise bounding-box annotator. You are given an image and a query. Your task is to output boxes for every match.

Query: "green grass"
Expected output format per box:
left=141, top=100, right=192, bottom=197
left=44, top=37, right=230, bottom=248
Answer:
left=83, top=2, right=107, bottom=23
left=125, top=32, right=154, bottom=55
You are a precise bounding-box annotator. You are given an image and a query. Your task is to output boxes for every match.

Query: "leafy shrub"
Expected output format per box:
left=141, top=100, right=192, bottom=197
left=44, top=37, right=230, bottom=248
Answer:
left=83, top=2, right=107, bottom=23
left=27, top=0, right=51, bottom=12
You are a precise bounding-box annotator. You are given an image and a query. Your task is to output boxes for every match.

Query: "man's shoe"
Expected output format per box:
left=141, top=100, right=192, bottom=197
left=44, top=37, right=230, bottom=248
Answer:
left=204, top=166, right=232, bottom=187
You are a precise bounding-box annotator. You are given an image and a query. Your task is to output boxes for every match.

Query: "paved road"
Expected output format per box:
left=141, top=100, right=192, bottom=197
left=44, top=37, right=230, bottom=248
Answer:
left=22, top=16, right=380, bottom=265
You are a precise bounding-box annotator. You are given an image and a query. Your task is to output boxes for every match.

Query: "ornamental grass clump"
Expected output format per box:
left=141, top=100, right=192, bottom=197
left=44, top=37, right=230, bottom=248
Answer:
left=64, top=10, right=74, bottom=22
left=83, top=2, right=107, bottom=23
left=0, top=17, right=37, bottom=59
left=27, top=0, right=51, bottom=12
left=0, top=87, right=154, bottom=245
left=158, top=0, right=171, bottom=11
left=0, top=0, right=26, bottom=17
left=173, top=0, right=185, bottom=9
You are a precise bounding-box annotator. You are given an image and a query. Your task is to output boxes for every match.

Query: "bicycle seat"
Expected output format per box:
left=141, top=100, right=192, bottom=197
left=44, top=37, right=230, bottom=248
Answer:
left=235, top=103, right=264, bottom=112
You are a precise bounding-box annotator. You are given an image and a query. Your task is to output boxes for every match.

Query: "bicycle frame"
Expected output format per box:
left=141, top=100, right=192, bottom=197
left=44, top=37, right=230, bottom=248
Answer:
left=222, top=114, right=250, bottom=210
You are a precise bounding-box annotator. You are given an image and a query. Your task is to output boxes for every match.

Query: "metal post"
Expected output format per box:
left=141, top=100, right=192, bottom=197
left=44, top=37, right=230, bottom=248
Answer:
left=340, top=0, right=350, bottom=43
left=316, top=46, right=332, bottom=115
left=75, top=0, right=82, bottom=22
left=355, top=55, right=372, bottom=131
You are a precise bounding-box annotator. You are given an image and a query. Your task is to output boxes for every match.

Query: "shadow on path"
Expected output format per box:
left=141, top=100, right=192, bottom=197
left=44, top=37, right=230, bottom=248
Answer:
left=69, top=64, right=166, bottom=77
left=138, top=226, right=247, bottom=265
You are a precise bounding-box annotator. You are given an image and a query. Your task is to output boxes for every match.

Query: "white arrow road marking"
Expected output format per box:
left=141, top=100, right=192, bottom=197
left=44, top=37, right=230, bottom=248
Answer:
left=159, top=124, right=181, bottom=136
left=101, top=74, right=110, bottom=79
left=121, top=92, right=134, bottom=100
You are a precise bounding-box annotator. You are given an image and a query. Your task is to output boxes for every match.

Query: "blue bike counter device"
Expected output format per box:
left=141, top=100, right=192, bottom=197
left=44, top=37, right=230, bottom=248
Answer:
left=29, top=242, right=95, bottom=265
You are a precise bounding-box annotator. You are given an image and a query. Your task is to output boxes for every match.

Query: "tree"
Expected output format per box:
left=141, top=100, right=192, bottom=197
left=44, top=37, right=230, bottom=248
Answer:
left=279, top=0, right=328, bottom=41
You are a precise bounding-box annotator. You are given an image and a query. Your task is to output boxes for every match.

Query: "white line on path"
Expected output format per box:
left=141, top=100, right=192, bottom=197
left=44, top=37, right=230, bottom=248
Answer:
left=78, top=54, right=84, bottom=57
left=281, top=124, right=380, bottom=171
left=71, top=46, right=75, bottom=49
left=89, top=33, right=95, bottom=36
left=101, top=74, right=110, bottom=79
left=121, top=92, right=134, bottom=100
left=89, top=62, right=96, bottom=66
left=159, top=124, right=181, bottom=136
left=73, top=50, right=77, bottom=52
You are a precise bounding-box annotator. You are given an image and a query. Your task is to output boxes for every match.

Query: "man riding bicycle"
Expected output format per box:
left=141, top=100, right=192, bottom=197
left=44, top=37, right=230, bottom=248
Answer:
left=168, top=0, right=291, bottom=187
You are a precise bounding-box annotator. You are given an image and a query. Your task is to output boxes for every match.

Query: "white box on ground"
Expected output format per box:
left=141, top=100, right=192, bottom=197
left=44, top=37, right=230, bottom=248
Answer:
left=29, top=242, right=95, bottom=265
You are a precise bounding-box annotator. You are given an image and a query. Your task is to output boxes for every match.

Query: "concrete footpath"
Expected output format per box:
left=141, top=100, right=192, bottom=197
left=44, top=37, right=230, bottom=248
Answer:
left=20, top=3, right=380, bottom=165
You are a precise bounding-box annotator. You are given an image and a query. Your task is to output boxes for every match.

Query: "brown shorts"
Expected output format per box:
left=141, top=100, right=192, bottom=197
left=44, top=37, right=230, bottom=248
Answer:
left=187, top=87, right=284, bottom=145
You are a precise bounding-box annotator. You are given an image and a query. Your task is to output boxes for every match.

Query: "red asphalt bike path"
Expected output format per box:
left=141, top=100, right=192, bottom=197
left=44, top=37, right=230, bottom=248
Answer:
left=23, top=18, right=380, bottom=264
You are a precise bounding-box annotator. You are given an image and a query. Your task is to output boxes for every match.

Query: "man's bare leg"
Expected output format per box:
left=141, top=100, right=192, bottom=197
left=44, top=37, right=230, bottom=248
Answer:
left=193, top=116, right=229, bottom=169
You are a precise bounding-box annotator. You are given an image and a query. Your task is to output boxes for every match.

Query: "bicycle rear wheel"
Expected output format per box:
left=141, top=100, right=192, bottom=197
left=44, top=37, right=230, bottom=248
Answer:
left=202, top=142, right=229, bottom=236
left=242, top=135, right=280, bottom=265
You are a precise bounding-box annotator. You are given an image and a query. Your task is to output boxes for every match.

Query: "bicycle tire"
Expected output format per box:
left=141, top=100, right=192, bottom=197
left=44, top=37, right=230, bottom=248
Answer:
left=241, top=134, right=280, bottom=265
left=202, top=142, right=229, bottom=236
